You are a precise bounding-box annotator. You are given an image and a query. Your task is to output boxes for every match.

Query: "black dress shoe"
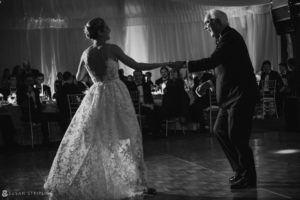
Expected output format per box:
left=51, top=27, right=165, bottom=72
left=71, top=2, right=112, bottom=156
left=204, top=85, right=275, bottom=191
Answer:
left=230, top=176, right=256, bottom=189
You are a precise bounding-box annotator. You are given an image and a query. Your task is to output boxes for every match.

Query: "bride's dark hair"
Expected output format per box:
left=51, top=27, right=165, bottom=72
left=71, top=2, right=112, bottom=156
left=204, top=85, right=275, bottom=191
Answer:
left=84, top=17, right=105, bottom=40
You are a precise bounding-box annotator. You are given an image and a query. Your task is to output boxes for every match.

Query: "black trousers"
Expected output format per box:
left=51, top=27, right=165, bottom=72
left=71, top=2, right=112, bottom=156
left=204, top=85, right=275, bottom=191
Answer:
left=213, top=100, right=256, bottom=177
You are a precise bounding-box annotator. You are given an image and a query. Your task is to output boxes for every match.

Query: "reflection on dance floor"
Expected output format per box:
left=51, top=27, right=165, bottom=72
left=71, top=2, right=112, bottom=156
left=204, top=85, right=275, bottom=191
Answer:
left=1, top=118, right=300, bottom=199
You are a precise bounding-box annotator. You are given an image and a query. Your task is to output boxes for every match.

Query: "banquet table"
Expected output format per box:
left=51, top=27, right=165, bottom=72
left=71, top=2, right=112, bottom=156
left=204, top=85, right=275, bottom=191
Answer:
left=0, top=101, right=62, bottom=146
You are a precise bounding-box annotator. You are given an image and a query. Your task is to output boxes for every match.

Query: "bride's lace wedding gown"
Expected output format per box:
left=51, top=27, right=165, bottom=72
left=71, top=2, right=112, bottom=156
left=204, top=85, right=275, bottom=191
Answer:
left=44, top=46, right=147, bottom=200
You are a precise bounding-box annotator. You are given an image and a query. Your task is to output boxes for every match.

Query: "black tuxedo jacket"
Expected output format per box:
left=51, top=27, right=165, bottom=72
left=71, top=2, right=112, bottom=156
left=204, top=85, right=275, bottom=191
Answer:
left=188, top=26, right=258, bottom=108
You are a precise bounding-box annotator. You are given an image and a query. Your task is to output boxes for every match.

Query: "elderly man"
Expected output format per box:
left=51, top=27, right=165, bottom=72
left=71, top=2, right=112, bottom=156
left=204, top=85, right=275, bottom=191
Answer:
left=174, top=9, right=259, bottom=189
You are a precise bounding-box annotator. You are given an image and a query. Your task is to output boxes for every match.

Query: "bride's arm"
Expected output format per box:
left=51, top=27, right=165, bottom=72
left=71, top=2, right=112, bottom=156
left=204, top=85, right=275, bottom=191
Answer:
left=76, top=53, right=88, bottom=81
left=111, top=44, right=170, bottom=71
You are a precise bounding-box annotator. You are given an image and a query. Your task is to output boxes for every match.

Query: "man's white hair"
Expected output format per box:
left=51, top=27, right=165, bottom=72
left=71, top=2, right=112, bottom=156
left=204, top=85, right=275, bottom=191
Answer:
left=206, top=9, right=229, bottom=26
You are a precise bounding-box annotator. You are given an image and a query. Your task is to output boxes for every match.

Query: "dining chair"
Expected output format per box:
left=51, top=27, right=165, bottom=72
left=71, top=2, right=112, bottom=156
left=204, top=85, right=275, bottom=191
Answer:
left=261, top=80, right=278, bottom=119
left=129, top=91, right=144, bottom=129
left=163, top=118, right=186, bottom=137
left=67, top=94, right=85, bottom=121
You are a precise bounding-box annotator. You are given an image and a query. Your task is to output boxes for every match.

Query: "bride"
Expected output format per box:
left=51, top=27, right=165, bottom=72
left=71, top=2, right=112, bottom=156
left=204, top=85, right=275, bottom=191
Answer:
left=43, top=17, right=176, bottom=200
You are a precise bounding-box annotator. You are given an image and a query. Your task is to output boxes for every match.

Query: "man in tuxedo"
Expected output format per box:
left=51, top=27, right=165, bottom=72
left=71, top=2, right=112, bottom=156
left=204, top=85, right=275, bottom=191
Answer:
left=155, top=66, right=170, bottom=92
left=34, top=72, right=52, bottom=99
left=175, top=9, right=259, bottom=189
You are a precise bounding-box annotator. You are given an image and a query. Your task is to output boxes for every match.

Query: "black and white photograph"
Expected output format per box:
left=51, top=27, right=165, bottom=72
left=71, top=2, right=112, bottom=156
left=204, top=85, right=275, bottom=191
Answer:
left=0, top=0, right=300, bottom=199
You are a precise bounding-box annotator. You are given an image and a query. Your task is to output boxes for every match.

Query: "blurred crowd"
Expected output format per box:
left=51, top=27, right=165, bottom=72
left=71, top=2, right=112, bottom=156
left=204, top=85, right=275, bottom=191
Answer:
left=1, top=57, right=300, bottom=141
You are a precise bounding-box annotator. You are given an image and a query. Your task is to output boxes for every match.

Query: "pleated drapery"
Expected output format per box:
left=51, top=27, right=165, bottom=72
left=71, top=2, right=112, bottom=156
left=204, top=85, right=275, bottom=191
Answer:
left=0, top=0, right=281, bottom=92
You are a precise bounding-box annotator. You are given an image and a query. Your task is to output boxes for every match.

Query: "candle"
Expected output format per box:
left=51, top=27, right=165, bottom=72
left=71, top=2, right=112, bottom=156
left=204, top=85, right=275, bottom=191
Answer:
left=41, top=83, right=44, bottom=96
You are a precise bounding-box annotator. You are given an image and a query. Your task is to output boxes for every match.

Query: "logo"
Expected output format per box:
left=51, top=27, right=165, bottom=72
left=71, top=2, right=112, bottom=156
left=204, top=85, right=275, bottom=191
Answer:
left=2, top=190, right=8, bottom=197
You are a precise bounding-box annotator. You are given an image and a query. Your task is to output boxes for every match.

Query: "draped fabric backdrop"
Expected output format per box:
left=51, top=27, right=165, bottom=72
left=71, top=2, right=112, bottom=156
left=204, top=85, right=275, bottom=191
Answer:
left=0, top=0, right=281, bottom=93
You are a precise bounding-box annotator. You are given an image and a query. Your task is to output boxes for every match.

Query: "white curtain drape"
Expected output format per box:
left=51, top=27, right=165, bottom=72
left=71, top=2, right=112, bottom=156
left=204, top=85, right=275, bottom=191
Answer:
left=123, top=2, right=280, bottom=80
left=0, top=0, right=280, bottom=92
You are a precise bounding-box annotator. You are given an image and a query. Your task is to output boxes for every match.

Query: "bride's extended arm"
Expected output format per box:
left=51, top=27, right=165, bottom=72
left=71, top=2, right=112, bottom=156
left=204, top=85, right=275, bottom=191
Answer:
left=112, top=44, right=170, bottom=71
left=76, top=53, right=88, bottom=81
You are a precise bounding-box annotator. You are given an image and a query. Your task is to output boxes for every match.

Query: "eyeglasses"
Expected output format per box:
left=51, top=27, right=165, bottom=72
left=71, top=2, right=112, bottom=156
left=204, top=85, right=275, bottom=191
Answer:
left=203, top=18, right=216, bottom=30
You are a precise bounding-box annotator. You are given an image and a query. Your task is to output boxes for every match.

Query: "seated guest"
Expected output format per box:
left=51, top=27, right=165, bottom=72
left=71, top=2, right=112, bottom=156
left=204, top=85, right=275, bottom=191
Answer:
left=62, top=72, right=81, bottom=94
left=75, top=74, right=93, bottom=90
left=149, top=69, right=189, bottom=136
left=52, top=81, right=61, bottom=100
left=162, top=68, right=190, bottom=121
left=0, top=75, right=17, bottom=101
left=279, top=62, right=292, bottom=95
left=188, top=71, right=214, bottom=131
left=52, top=72, right=63, bottom=100
left=17, top=74, right=49, bottom=145
left=127, top=75, right=133, bottom=82
left=56, top=71, right=82, bottom=131
left=133, top=70, right=162, bottom=135
left=34, top=72, right=52, bottom=99
left=125, top=74, right=138, bottom=92
left=287, top=58, right=300, bottom=97
left=133, top=70, right=149, bottom=104
left=57, top=71, right=63, bottom=81
left=155, top=66, right=170, bottom=92
left=258, top=60, right=284, bottom=115
left=72, top=75, right=88, bottom=93
left=259, top=60, right=283, bottom=92
left=145, top=71, right=154, bottom=88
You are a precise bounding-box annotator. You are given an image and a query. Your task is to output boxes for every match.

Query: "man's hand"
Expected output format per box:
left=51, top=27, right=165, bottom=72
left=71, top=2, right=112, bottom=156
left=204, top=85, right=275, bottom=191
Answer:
left=195, top=81, right=211, bottom=97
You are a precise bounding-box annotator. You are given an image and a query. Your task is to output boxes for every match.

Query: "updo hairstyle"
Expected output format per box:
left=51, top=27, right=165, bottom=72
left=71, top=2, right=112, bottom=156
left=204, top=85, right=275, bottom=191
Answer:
left=84, top=17, right=105, bottom=40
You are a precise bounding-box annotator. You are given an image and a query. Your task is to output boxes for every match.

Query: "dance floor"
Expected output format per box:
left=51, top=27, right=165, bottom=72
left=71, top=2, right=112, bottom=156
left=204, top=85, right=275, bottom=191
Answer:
left=1, top=118, right=300, bottom=200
